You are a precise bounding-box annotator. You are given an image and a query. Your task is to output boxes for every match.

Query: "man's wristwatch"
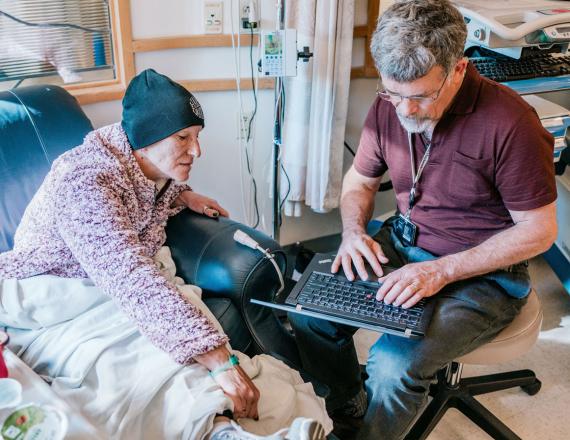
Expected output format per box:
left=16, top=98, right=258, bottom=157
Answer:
left=208, top=354, right=240, bottom=378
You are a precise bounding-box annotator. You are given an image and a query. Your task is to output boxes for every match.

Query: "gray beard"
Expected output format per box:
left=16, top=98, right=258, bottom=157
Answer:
left=397, top=113, right=435, bottom=135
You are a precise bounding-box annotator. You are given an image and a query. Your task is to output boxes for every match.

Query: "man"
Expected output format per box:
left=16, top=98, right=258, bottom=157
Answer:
left=289, top=0, right=557, bottom=438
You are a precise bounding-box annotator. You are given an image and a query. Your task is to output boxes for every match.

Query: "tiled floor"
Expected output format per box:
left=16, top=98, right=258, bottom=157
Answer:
left=353, top=256, right=570, bottom=440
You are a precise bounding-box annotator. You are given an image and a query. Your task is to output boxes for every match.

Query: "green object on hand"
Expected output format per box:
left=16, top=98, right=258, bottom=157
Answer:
left=208, top=354, right=240, bottom=378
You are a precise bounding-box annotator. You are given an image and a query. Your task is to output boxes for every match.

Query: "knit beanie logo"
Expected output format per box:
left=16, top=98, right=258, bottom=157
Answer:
left=189, top=95, right=204, bottom=119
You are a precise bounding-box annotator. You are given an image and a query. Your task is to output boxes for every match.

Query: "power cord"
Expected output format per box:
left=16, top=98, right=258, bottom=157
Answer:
left=344, top=141, right=356, bottom=156
left=230, top=0, right=255, bottom=229
left=247, top=26, right=260, bottom=228
left=233, top=230, right=285, bottom=296
left=11, top=79, right=25, bottom=89
left=279, top=159, right=291, bottom=227
left=247, top=28, right=258, bottom=143
left=274, top=82, right=290, bottom=226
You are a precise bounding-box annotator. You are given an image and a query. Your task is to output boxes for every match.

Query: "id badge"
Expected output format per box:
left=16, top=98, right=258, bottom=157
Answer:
left=394, top=214, right=418, bottom=246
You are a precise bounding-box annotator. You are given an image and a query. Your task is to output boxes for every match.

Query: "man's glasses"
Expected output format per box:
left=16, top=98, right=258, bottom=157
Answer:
left=376, top=72, right=450, bottom=106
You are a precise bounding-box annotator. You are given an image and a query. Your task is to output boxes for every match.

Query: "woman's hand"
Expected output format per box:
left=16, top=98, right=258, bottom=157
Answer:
left=177, top=190, right=229, bottom=218
left=194, top=346, right=260, bottom=419
left=212, top=365, right=260, bottom=420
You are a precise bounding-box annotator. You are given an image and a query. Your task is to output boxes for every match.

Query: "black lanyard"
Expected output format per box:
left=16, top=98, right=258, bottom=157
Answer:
left=405, top=132, right=432, bottom=218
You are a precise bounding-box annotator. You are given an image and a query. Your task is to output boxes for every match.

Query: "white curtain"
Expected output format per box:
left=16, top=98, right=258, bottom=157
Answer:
left=281, top=0, right=354, bottom=215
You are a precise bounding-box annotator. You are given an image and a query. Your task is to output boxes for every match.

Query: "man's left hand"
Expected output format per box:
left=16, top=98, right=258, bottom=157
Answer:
left=178, top=190, right=229, bottom=218
left=376, top=260, right=449, bottom=309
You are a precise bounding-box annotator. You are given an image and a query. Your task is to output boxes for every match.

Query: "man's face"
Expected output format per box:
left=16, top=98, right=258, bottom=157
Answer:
left=379, top=60, right=468, bottom=133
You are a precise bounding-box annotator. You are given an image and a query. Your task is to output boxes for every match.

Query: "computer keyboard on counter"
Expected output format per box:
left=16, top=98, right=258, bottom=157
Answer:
left=471, top=52, right=570, bottom=83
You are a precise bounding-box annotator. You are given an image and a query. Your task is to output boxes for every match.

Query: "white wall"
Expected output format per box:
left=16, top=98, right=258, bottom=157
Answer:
left=81, top=0, right=395, bottom=245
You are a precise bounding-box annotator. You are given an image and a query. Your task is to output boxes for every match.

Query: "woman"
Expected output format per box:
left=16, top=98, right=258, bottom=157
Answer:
left=0, top=69, right=331, bottom=439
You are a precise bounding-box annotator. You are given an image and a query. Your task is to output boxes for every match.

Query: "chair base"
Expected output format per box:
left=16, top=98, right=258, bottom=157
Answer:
left=406, top=363, right=541, bottom=440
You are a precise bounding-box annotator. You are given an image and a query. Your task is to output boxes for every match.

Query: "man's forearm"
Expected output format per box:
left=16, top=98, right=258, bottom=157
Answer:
left=438, top=222, right=555, bottom=284
left=340, top=189, right=376, bottom=235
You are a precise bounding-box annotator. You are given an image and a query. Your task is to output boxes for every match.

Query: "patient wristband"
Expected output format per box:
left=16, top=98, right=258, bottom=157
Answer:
left=209, top=354, right=240, bottom=378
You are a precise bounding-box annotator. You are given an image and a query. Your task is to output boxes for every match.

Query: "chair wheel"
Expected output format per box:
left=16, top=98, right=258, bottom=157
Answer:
left=522, top=379, right=541, bottom=396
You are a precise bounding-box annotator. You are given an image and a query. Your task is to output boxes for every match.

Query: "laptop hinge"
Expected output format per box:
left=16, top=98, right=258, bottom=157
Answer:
left=404, top=328, right=412, bottom=337
left=296, top=304, right=303, bottom=311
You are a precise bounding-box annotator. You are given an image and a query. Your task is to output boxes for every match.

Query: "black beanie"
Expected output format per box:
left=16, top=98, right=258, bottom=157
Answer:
left=121, top=69, right=204, bottom=150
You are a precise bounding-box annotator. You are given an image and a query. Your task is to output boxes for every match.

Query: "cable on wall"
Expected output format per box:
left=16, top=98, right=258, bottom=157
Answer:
left=230, top=0, right=251, bottom=227
left=247, top=26, right=260, bottom=228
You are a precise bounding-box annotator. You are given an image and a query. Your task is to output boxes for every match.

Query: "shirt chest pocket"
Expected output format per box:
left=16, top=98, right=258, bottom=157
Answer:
left=448, top=151, right=494, bottom=203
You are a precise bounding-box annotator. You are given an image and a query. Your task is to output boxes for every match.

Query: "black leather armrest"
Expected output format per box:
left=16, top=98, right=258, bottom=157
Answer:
left=165, top=210, right=299, bottom=359
left=165, top=209, right=286, bottom=304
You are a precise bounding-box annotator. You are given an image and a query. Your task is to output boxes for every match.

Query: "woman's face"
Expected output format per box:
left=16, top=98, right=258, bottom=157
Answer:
left=138, top=125, right=202, bottom=182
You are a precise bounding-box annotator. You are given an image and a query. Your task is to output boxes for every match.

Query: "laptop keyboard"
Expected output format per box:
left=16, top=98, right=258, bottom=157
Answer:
left=295, top=271, right=427, bottom=330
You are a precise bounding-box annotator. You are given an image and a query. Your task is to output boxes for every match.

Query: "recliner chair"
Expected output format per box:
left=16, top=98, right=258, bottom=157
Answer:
left=0, top=85, right=299, bottom=363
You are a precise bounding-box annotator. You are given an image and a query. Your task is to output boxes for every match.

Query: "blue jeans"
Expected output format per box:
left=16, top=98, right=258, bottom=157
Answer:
left=289, top=218, right=530, bottom=439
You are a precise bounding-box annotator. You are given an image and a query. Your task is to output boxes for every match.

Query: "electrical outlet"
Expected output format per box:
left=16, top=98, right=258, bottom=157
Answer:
left=237, top=112, right=253, bottom=141
left=204, top=1, right=223, bottom=34
left=240, top=0, right=260, bottom=32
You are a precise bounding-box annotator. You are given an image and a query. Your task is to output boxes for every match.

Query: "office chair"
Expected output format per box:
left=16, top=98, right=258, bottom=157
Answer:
left=406, top=289, right=543, bottom=440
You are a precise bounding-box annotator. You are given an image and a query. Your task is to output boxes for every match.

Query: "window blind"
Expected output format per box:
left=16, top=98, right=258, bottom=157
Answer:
left=0, top=0, right=114, bottom=84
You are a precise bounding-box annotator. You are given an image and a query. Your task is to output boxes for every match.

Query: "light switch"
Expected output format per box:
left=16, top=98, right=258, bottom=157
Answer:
left=204, top=1, right=223, bottom=34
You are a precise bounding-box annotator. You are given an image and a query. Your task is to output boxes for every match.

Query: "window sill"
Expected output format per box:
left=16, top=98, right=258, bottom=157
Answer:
left=64, top=77, right=275, bottom=106
left=65, top=81, right=126, bottom=106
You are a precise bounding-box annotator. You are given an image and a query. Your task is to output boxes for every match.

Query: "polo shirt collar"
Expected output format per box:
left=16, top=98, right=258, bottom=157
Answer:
left=446, top=62, right=481, bottom=116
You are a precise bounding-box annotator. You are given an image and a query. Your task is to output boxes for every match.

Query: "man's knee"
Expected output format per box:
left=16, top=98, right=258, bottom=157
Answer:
left=367, top=339, right=407, bottom=383
left=366, top=337, right=434, bottom=391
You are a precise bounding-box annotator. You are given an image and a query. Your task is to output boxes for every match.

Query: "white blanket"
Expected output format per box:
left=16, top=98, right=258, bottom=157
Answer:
left=0, top=247, right=332, bottom=439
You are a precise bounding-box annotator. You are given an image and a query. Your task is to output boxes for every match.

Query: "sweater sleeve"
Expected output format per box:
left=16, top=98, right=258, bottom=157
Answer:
left=163, top=181, right=192, bottom=217
left=53, top=168, right=228, bottom=364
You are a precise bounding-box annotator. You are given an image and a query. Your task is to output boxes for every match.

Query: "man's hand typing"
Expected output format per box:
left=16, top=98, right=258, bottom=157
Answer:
left=376, top=259, right=449, bottom=309
left=331, top=229, right=389, bottom=281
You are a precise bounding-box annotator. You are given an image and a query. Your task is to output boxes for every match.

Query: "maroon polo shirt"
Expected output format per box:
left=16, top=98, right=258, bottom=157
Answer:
left=354, top=63, right=557, bottom=256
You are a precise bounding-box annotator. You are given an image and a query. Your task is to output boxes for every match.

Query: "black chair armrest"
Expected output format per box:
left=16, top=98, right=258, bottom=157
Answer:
left=165, top=209, right=286, bottom=304
left=165, top=209, right=299, bottom=360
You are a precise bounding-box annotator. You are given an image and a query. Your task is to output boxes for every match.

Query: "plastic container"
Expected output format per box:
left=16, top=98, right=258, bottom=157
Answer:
left=0, top=404, right=67, bottom=440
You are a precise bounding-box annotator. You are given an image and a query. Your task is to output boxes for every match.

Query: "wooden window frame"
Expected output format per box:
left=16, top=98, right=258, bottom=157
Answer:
left=64, top=0, right=273, bottom=105
left=65, top=0, right=135, bottom=105
left=352, top=0, right=380, bottom=79
left=64, top=0, right=384, bottom=104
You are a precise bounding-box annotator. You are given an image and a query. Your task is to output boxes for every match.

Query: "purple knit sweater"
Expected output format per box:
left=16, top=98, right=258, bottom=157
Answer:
left=0, top=123, right=228, bottom=364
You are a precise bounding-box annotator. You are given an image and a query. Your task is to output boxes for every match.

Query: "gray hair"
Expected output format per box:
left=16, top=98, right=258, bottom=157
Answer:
left=370, top=0, right=467, bottom=82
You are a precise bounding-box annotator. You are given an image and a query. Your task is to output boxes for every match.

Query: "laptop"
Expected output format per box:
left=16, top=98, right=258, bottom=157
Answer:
left=251, top=252, right=435, bottom=338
